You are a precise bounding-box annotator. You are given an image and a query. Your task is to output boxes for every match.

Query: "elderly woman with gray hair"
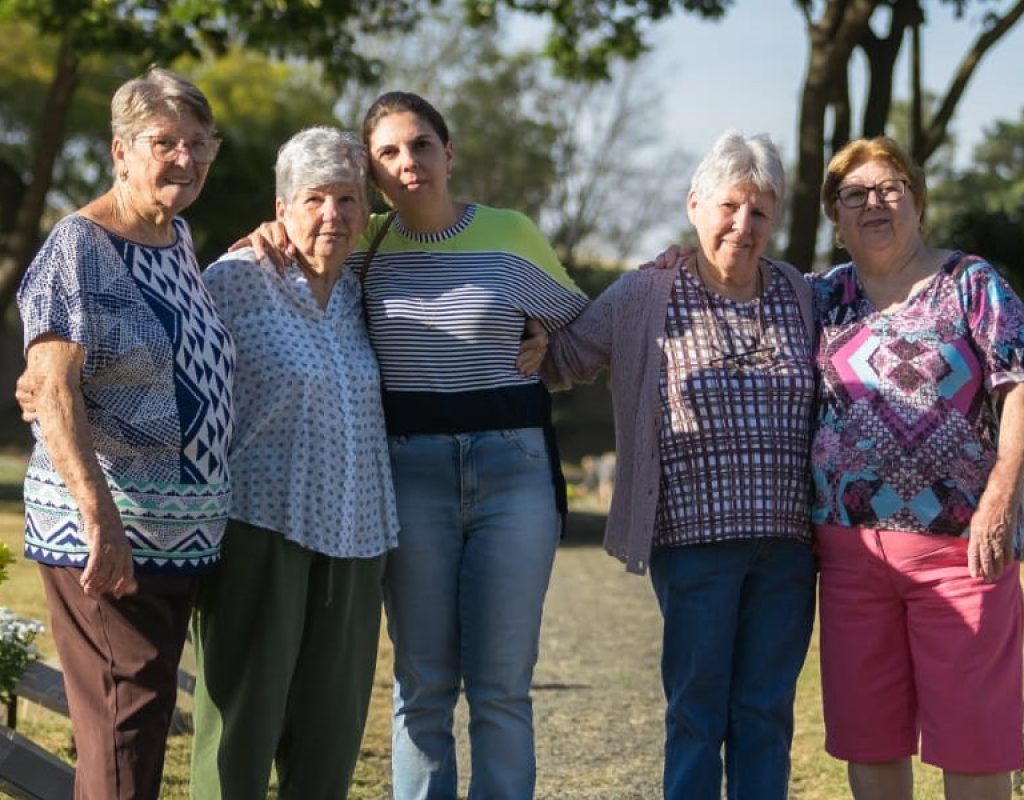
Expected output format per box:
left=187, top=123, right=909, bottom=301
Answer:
left=540, top=131, right=817, bottom=800
left=189, top=126, right=399, bottom=799
left=16, top=67, right=232, bottom=800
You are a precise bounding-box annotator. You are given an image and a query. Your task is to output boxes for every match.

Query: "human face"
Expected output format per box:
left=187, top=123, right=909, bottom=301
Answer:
left=834, top=159, right=922, bottom=262
left=112, top=113, right=213, bottom=219
left=367, top=110, right=453, bottom=211
left=687, top=182, right=777, bottom=281
left=276, top=181, right=367, bottom=271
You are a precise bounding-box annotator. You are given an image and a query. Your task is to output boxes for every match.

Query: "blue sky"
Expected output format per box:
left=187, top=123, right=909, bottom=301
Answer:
left=648, top=2, right=1024, bottom=168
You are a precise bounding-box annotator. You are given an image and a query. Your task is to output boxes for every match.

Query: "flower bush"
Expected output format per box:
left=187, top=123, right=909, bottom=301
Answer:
left=0, top=541, right=44, bottom=713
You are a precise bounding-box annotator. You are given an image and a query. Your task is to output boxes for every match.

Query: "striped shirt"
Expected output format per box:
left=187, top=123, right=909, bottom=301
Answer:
left=653, top=261, right=815, bottom=547
left=352, top=204, right=588, bottom=434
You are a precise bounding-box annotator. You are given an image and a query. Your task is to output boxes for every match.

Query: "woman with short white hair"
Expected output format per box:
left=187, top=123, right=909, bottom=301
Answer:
left=189, top=126, right=399, bottom=799
left=542, top=131, right=818, bottom=800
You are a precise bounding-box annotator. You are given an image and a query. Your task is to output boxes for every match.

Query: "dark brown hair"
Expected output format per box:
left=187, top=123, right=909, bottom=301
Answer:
left=361, top=91, right=450, bottom=148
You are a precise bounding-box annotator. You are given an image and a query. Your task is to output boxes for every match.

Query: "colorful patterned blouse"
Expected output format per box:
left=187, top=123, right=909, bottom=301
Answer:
left=18, top=214, right=234, bottom=573
left=811, top=252, right=1024, bottom=551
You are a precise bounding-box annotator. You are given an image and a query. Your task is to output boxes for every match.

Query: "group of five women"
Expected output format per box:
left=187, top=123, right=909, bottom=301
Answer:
left=15, top=65, right=1024, bottom=800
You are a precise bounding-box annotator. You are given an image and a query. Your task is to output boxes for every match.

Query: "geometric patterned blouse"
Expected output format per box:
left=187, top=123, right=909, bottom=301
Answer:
left=201, top=250, right=399, bottom=559
left=810, top=252, right=1024, bottom=554
left=17, top=214, right=234, bottom=574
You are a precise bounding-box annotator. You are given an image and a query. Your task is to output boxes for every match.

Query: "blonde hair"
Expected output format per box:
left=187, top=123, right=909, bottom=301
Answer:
left=821, top=136, right=926, bottom=224
left=110, top=66, right=215, bottom=142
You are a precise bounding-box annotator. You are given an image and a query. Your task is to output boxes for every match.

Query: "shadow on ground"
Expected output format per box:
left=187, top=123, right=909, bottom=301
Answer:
left=562, top=511, right=606, bottom=548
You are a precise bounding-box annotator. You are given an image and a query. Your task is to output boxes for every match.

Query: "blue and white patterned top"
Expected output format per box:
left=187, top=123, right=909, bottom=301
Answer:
left=202, top=249, right=399, bottom=558
left=17, top=214, right=234, bottom=574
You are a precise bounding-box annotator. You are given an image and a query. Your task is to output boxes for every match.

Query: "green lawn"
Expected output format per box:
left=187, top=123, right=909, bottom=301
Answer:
left=0, top=452, right=992, bottom=798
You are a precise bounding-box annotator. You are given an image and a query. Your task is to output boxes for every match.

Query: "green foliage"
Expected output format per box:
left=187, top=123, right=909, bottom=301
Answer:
left=0, top=541, right=44, bottom=712
left=461, top=0, right=731, bottom=80
left=181, top=52, right=342, bottom=264
left=446, top=47, right=561, bottom=220
left=928, top=109, right=1024, bottom=291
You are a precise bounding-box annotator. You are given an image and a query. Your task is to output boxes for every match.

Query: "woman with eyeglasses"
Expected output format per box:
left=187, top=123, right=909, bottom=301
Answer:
left=812, top=137, right=1024, bottom=799
left=539, top=131, right=818, bottom=800
left=15, top=67, right=233, bottom=799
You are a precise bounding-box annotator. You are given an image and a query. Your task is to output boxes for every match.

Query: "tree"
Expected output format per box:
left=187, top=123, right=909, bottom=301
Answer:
left=468, top=0, right=1024, bottom=269
left=928, top=108, right=1024, bottom=290
left=0, top=0, right=434, bottom=314
left=542, top=59, right=692, bottom=266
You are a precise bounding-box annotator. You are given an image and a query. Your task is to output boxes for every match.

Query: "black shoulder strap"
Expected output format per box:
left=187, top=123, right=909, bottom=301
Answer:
left=357, top=211, right=396, bottom=284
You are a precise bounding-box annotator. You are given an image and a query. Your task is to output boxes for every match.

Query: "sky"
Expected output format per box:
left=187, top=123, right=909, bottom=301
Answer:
left=509, top=2, right=1024, bottom=258
left=646, top=2, right=1024, bottom=168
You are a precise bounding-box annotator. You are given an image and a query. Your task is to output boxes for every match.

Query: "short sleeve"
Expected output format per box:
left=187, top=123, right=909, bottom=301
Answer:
left=960, top=258, right=1024, bottom=392
left=16, top=217, right=92, bottom=355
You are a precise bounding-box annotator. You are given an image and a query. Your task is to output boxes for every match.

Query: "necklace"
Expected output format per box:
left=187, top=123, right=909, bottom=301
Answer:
left=691, top=254, right=773, bottom=376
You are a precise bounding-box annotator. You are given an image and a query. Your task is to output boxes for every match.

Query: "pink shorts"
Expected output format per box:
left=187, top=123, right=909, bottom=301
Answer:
left=816, top=524, right=1024, bottom=772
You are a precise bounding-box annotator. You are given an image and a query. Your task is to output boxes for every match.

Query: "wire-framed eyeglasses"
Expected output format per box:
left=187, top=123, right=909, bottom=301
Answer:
left=134, top=135, right=222, bottom=164
left=835, top=178, right=907, bottom=209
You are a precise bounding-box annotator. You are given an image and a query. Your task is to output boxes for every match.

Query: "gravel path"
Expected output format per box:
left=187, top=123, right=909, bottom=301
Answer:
left=454, top=513, right=667, bottom=799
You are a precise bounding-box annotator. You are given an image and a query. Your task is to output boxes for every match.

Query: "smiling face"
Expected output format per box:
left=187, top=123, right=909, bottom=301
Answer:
left=688, top=182, right=777, bottom=282
left=834, top=158, right=923, bottom=263
left=366, top=110, right=453, bottom=213
left=277, top=181, right=367, bottom=272
left=112, top=112, right=213, bottom=220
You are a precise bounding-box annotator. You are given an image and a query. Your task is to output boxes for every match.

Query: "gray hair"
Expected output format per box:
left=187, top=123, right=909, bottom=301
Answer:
left=275, top=127, right=369, bottom=206
left=690, top=131, right=785, bottom=208
left=110, top=67, right=216, bottom=141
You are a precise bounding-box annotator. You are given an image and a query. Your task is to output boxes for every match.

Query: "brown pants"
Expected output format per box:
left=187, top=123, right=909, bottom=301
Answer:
left=39, top=564, right=196, bottom=800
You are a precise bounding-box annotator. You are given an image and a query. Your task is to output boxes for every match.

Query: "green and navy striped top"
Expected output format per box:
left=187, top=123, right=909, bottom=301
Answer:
left=350, top=204, right=588, bottom=435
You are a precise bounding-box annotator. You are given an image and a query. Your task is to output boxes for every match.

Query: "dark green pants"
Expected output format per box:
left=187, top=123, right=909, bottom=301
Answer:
left=190, top=520, right=386, bottom=800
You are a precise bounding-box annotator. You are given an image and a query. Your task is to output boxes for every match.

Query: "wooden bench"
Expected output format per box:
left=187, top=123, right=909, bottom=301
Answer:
left=8, top=660, right=194, bottom=733
left=0, top=724, right=74, bottom=800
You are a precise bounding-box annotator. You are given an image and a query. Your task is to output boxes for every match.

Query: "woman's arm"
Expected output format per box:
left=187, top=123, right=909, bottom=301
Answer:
left=27, top=336, right=136, bottom=598
left=968, top=382, right=1024, bottom=582
left=539, top=277, right=624, bottom=390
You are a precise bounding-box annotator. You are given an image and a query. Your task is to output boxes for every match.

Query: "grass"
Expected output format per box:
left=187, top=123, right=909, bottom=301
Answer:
left=0, top=452, right=1001, bottom=798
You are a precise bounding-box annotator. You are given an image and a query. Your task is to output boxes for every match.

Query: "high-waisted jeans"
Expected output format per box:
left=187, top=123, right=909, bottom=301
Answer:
left=384, top=427, right=560, bottom=800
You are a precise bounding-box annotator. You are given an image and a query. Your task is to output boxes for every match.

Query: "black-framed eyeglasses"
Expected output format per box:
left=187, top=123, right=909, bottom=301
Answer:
left=709, top=346, right=776, bottom=374
left=836, top=178, right=907, bottom=209
left=134, top=135, right=222, bottom=164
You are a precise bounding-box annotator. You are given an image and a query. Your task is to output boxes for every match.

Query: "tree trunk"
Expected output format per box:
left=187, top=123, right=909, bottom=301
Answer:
left=860, top=0, right=921, bottom=138
left=785, top=0, right=879, bottom=271
left=0, top=38, right=81, bottom=316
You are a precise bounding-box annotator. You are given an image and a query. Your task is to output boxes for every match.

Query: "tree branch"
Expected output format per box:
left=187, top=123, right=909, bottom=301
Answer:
left=918, top=0, right=1024, bottom=162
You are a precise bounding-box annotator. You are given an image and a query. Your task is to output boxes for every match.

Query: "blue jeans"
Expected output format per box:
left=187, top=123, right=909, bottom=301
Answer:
left=649, top=539, right=816, bottom=800
left=384, top=428, right=560, bottom=800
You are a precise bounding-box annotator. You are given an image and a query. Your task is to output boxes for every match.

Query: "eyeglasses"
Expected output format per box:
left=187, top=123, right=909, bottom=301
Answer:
left=710, top=346, right=777, bottom=375
left=835, top=178, right=907, bottom=209
left=134, top=135, right=222, bottom=164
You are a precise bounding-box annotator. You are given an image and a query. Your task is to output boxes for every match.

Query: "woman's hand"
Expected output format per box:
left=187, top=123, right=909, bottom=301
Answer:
left=638, top=244, right=695, bottom=270
left=969, top=382, right=1024, bottom=582
left=967, top=496, right=1015, bottom=582
left=15, top=369, right=40, bottom=422
left=517, top=319, right=549, bottom=375
left=81, top=511, right=137, bottom=598
left=228, top=220, right=294, bottom=270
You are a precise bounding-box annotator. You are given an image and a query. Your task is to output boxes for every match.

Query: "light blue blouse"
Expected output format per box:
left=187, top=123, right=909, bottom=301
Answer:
left=203, top=249, right=399, bottom=558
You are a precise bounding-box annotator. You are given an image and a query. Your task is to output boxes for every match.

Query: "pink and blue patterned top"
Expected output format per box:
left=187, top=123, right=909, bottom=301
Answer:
left=810, top=252, right=1024, bottom=552
left=18, top=214, right=234, bottom=573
